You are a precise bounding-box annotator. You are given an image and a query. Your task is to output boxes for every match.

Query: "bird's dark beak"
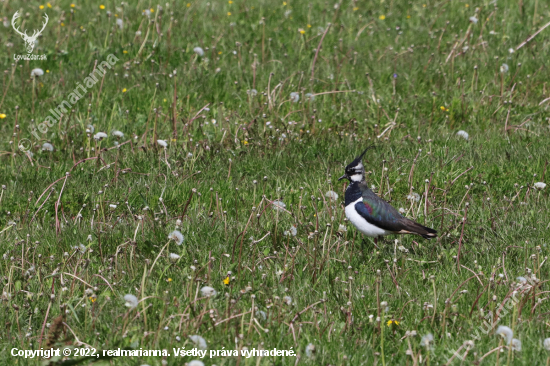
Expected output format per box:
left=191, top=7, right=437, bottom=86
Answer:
left=338, top=174, right=348, bottom=181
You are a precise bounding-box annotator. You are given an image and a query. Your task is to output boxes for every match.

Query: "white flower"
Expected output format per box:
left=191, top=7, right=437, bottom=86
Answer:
left=496, top=325, right=513, bottom=345
left=189, top=335, right=207, bottom=350
left=109, top=204, right=117, bottom=210
left=94, top=132, right=108, bottom=140
left=168, top=230, right=184, bottom=245
left=169, top=253, right=180, bottom=263
left=543, top=338, right=550, bottom=351
left=116, top=18, right=123, bottom=29
left=290, top=92, right=300, bottom=103
left=420, top=333, right=434, bottom=349
left=143, top=9, right=151, bottom=17
left=124, top=294, right=138, bottom=309
left=511, top=338, right=521, bottom=351
left=42, top=142, right=54, bottom=152
left=305, top=343, right=315, bottom=357
left=398, top=207, right=406, bottom=214
left=248, top=89, right=258, bottom=96
left=407, top=193, right=420, bottom=202
left=200, top=286, right=217, bottom=297
left=516, top=276, right=527, bottom=284
left=188, top=361, right=204, bottom=366
left=112, top=130, right=124, bottom=138
left=534, top=182, right=546, bottom=190
left=31, top=68, right=44, bottom=77
left=469, top=16, right=478, bottom=24
left=508, top=48, right=514, bottom=54
left=86, top=124, right=95, bottom=133
left=500, top=63, right=509, bottom=73
left=284, top=225, right=297, bottom=236
left=283, top=296, right=292, bottom=305
left=157, top=139, right=168, bottom=148
left=194, top=47, right=205, bottom=57
left=135, top=30, right=142, bottom=36
left=456, top=130, right=469, bottom=140
left=338, top=224, right=347, bottom=233
left=325, top=190, right=339, bottom=201
left=284, top=9, right=292, bottom=18
left=272, top=200, right=286, bottom=211
left=305, top=93, right=315, bottom=101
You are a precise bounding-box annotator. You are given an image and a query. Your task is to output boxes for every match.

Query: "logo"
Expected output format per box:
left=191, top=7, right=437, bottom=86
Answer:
left=11, top=11, right=48, bottom=61
left=18, top=138, right=32, bottom=152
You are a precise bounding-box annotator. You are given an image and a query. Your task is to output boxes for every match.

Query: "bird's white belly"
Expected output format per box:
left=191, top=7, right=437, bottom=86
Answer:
left=345, top=199, right=390, bottom=237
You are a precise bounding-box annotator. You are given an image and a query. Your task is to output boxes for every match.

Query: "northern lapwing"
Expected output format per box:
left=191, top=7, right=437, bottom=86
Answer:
left=339, top=147, right=437, bottom=246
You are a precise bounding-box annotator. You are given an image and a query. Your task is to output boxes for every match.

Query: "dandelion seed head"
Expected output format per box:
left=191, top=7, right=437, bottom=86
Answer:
left=94, top=132, right=108, bottom=140
left=124, top=294, right=138, bottom=309
left=168, top=230, right=184, bottom=245
left=31, top=68, right=44, bottom=77
left=200, top=286, right=217, bottom=297
left=456, top=130, right=469, bottom=140
left=194, top=47, right=205, bottom=56
left=189, top=335, right=207, bottom=350
left=496, top=325, right=513, bottom=344
left=511, top=338, right=521, bottom=352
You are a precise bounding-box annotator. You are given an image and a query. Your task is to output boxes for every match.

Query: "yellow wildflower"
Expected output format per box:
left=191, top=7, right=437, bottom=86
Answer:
left=122, top=88, right=127, bottom=93
left=61, top=23, right=65, bottom=26
left=387, top=319, right=400, bottom=327
left=39, top=5, right=45, bottom=9
left=223, top=276, right=230, bottom=285
left=99, top=5, right=105, bottom=10
left=187, top=3, right=191, bottom=7
left=47, top=3, right=52, bottom=8
left=229, top=0, right=233, bottom=3
left=283, top=1, right=287, bottom=5
left=71, top=4, right=76, bottom=8
left=150, top=8, right=155, bottom=12
left=353, top=7, right=359, bottom=11
left=0, top=113, right=6, bottom=119
left=298, top=28, right=305, bottom=34
left=167, top=278, right=172, bottom=282
left=379, top=15, right=385, bottom=20
left=307, top=24, right=311, bottom=28
left=227, top=12, right=231, bottom=15
left=123, top=50, right=128, bottom=54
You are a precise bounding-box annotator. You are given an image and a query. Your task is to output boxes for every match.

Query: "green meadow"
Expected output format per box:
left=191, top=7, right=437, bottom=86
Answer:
left=1, top=0, right=550, bottom=364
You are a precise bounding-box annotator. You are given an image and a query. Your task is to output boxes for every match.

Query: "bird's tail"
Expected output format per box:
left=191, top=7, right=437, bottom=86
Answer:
left=419, top=226, right=437, bottom=239
left=402, top=220, right=437, bottom=239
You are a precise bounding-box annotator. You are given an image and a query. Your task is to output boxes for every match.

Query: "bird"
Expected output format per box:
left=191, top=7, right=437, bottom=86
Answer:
left=339, top=147, right=437, bottom=246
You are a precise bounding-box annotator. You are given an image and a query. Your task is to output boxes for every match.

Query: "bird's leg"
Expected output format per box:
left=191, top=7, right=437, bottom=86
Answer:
left=374, top=236, right=379, bottom=249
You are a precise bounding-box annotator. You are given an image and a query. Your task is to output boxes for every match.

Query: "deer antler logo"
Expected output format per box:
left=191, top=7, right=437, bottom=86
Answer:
left=11, top=11, right=48, bottom=54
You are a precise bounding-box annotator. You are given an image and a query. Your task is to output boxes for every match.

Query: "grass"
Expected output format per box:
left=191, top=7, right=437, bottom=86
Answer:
left=1, top=0, right=550, bottom=365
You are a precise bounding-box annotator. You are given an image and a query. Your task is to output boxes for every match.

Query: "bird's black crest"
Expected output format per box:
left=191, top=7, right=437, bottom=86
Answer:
left=345, top=145, right=376, bottom=171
